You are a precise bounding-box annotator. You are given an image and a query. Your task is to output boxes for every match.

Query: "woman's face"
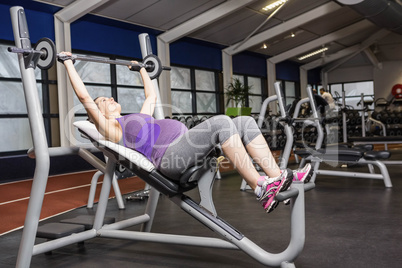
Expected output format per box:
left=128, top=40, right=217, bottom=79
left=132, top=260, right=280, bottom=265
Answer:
left=95, top=97, right=121, bottom=117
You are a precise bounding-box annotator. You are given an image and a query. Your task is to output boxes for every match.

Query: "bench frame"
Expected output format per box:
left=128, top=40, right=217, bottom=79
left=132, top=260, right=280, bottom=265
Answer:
left=12, top=7, right=314, bottom=268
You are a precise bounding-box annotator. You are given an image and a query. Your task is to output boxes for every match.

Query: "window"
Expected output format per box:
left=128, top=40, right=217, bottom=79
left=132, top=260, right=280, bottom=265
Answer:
left=116, top=64, right=142, bottom=86
left=0, top=118, right=32, bottom=152
left=248, top=77, right=264, bottom=114
left=73, top=60, right=220, bottom=121
left=116, top=60, right=145, bottom=114
left=284, top=81, right=296, bottom=106
left=195, top=70, right=217, bottom=114
left=232, top=75, right=265, bottom=114
left=71, top=53, right=146, bottom=143
left=0, top=42, right=53, bottom=154
left=171, top=67, right=192, bottom=114
left=0, top=43, right=41, bottom=79
left=171, top=66, right=219, bottom=116
left=117, top=87, right=145, bottom=114
left=77, top=59, right=111, bottom=84
left=330, top=81, right=374, bottom=109
left=72, top=54, right=146, bottom=115
left=72, top=56, right=113, bottom=138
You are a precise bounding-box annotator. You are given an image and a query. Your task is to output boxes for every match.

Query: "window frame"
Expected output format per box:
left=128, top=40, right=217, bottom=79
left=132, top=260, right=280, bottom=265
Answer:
left=280, top=80, right=301, bottom=106
left=329, top=80, right=375, bottom=109
left=232, top=74, right=267, bottom=115
left=170, top=64, right=221, bottom=116
left=0, top=40, right=56, bottom=155
left=72, top=50, right=146, bottom=118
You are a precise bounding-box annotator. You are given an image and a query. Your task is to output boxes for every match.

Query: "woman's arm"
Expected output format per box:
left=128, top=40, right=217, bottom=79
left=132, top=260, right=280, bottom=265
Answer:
left=138, top=67, right=157, bottom=116
left=62, top=56, right=121, bottom=142
left=63, top=60, right=99, bottom=120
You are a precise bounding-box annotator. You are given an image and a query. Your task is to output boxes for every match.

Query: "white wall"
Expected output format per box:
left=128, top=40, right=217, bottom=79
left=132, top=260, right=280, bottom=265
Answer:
left=328, top=65, right=373, bottom=83
left=373, top=61, right=402, bottom=100
left=327, top=61, right=402, bottom=100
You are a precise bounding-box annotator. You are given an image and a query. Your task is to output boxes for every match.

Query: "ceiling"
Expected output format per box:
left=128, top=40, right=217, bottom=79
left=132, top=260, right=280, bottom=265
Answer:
left=35, top=0, right=402, bottom=68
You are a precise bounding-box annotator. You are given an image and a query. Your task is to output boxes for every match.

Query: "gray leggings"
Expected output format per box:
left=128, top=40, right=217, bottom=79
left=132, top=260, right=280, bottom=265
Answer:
left=158, top=115, right=261, bottom=179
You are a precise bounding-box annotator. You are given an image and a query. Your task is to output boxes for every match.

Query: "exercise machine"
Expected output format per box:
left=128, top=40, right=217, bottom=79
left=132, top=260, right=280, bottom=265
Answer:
left=293, top=86, right=392, bottom=187
left=347, top=95, right=402, bottom=162
left=11, top=6, right=314, bottom=268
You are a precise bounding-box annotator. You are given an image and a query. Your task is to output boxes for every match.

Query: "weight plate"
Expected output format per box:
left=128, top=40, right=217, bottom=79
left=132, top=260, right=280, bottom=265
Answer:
left=143, top=54, right=162, bottom=80
left=35, top=38, right=56, bottom=70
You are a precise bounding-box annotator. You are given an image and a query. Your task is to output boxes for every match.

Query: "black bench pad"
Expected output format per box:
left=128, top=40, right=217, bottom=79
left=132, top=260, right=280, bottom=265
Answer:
left=36, top=223, right=85, bottom=239
left=353, top=144, right=374, bottom=151
left=295, top=147, right=391, bottom=161
left=295, top=142, right=373, bottom=152
left=60, top=215, right=115, bottom=230
left=348, top=136, right=402, bottom=142
left=325, top=144, right=373, bottom=151
left=363, top=151, right=391, bottom=160
left=294, top=148, right=363, bottom=162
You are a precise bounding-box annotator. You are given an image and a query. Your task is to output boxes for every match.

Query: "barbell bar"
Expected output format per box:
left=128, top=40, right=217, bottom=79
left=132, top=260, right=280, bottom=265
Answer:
left=65, top=53, right=167, bottom=80
left=7, top=37, right=170, bottom=79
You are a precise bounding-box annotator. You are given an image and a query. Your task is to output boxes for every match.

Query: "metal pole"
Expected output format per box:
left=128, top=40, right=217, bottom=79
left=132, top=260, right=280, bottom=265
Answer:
left=11, top=6, right=50, bottom=268
left=274, top=82, right=293, bottom=168
left=361, top=93, right=366, bottom=137
left=138, top=33, right=161, bottom=228
left=306, top=86, right=324, bottom=149
left=233, top=2, right=288, bottom=51
left=342, top=90, right=347, bottom=143
left=139, top=33, right=164, bottom=120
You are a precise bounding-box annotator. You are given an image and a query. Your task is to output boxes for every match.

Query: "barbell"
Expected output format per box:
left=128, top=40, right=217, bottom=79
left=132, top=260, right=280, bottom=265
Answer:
left=8, top=37, right=56, bottom=70
left=8, top=37, right=170, bottom=79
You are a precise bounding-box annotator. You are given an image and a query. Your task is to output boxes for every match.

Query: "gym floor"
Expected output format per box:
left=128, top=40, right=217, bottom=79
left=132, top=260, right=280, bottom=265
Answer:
left=1, top=152, right=402, bottom=268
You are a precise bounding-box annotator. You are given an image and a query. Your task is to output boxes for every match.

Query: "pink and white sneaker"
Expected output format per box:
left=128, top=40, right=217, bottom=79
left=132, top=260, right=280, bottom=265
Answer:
left=255, top=169, right=293, bottom=213
left=283, top=163, right=313, bottom=205
left=293, top=163, right=313, bottom=183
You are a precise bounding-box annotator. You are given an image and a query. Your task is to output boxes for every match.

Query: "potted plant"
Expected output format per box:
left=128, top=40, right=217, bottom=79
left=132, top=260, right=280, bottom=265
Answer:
left=225, top=78, right=252, bottom=116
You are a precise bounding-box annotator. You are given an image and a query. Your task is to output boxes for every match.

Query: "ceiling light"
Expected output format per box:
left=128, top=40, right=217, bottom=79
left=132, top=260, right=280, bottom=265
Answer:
left=262, top=43, right=268, bottom=49
left=298, top=47, right=328, bottom=60
left=262, top=0, right=288, bottom=11
left=291, top=32, right=295, bottom=37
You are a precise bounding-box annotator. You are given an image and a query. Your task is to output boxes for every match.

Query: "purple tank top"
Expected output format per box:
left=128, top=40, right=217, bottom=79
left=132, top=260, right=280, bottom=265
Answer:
left=116, top=113, right=188, bottom=168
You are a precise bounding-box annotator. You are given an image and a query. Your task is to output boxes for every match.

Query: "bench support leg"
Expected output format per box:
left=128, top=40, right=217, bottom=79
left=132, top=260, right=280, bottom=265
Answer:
left=369, top=160, right=392, bottom=187
left=240, top=179, right=251, bottom=191
left=112, top=173, right=125, bottom=209
left=368, top=164, right=375, bottom=174
left=141, top=187, right=160, bottom=232
left=309, top=160, right=321, bottom=183
left=93, top=160, right=115, bottom=230
left=281, top=261, right=296, bottom=268
left=87, top=171, right=102, bottom=209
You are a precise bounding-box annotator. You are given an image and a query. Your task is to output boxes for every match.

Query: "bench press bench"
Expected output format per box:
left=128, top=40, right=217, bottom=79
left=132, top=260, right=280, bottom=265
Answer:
left=12, top=7, right=314, bottom=267
left=49, top=119, right=315, bottom=268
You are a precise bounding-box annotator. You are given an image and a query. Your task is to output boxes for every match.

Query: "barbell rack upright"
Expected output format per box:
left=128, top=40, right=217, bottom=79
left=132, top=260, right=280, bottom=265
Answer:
left=11, top=6, right=51, bottom=268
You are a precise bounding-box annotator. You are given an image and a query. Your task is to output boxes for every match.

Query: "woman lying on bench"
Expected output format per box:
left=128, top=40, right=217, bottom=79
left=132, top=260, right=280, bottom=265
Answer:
left=58, top=52, right=311, bottom=213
